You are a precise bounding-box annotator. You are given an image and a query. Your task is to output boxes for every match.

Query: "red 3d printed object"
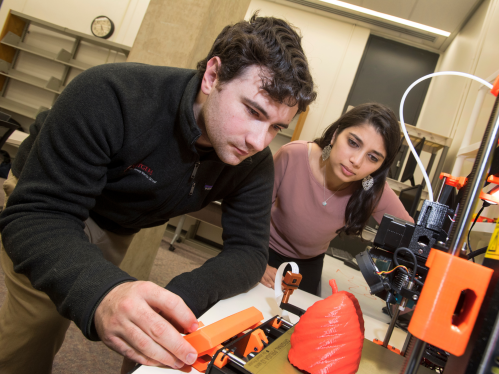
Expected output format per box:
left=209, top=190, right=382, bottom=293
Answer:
left=288, top=280, right=365, bottom=374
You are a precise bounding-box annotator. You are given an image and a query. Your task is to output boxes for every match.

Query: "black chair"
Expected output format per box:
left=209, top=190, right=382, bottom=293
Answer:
left=0, top=113, right=20, bottom=210
left=401, top=137, right=426, bottom=187
left=399, top=184, right=423, bottom=220
left=0, top=118, right=22, bottom=150
left=0, top=112, right=23, bottom=183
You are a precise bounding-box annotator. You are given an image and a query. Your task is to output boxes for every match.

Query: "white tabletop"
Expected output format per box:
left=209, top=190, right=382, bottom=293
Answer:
left=321, top=255, right=393, bottom=323
left=6, top=130, right=28, bottom=147
left=134, top=257, right=407, bottom=373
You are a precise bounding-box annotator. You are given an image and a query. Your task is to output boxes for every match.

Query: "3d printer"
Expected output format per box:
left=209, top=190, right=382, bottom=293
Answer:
left=353, top=71, right=499, bottom=374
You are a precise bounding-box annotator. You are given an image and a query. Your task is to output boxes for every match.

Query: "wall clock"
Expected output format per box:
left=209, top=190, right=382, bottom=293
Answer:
left=91, top=16, right=114, bottom=39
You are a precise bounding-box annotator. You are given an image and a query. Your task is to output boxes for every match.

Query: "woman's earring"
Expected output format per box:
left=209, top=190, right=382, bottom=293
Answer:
left=362, top=175, right=374, bottom=191
left=322, top=144, right=332, bottom=161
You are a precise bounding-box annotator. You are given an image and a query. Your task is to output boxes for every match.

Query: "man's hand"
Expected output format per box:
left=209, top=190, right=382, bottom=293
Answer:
left=260, top=264, right=277, bottom=289
left=94, top=281, right=199, bottom=370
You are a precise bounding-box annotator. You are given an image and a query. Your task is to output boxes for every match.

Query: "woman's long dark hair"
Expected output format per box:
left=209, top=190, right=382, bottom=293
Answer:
left=314, top=103, right=401, bottom=236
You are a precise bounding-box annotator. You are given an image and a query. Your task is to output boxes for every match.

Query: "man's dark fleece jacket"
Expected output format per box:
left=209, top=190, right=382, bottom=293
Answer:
left=0, top=63, right=274, bottom=340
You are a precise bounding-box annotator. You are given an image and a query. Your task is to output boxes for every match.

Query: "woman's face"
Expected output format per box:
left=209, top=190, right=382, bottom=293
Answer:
left=328, top=122, right=387, bottom=185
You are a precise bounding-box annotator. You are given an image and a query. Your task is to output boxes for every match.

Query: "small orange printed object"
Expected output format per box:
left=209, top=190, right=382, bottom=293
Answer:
left=288, top=280, right=364, bottom=374
left=184, top=306, right=263, bottom=372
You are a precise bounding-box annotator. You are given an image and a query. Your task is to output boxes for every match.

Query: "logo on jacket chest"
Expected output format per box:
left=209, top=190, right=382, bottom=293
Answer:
left=125, top=163, right=157, bottom=183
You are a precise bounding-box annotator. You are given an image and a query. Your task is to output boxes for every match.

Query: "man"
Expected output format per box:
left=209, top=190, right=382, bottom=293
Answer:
left=0, top=13, right=316, bottom=374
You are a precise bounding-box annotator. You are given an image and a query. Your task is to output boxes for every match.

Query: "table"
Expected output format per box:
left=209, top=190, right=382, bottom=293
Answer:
left=132, top=258, right=427, bottom=374
left=321, top=255, right=396, bottom=324
left=5, top=129, right=28, bottom=147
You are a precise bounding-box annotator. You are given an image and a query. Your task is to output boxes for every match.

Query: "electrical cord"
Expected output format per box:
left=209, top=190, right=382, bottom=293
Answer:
left=468, top=246, right=488, bottom=260
left=467, top=202, right=489, bottom=262
left=384, top=249, right=421, bottom=334
left=393, top=247, right=417, bottom=282
left=393, top=247, right=424, bottom=287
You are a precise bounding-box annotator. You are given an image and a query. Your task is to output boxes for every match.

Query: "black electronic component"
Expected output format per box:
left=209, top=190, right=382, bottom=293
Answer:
left=356, top=199, right=448, bottom=308
left=373, top=214, right=416, bottom=253
left=356, top=249, right=390, bottom=296
left=355, top=196, right=450, bottom=371
left=373, top=200, right=448, bottom=261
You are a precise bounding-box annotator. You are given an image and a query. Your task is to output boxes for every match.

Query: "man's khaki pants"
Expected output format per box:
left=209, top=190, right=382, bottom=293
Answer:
left=0, top=172, right=135, bottom=374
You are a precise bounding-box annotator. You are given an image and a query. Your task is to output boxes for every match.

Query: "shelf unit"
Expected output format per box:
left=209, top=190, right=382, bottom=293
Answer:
left=268, top=107, right=310, bottom=154
left=387, top=177, right=429, bottom=200
left=457, top=141, right=480, bottom=159
left=276, top=130, right=293, bottom=139
left=373, top=122, right=453, bottom=212
left=388, top=122, right=452, bottom=196
left=0, top=10, right=130, bottom=122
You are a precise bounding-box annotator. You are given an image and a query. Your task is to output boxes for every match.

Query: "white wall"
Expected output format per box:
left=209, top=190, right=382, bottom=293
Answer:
left=246, top=0, right=370, bottom=142
left=416, top=0, right=498, bottom=174
left=415, top=0, right=499, bottom=218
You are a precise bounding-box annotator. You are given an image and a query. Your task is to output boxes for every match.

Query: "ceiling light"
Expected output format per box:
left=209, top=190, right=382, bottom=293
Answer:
left=319, top=0, right=451, bottom=37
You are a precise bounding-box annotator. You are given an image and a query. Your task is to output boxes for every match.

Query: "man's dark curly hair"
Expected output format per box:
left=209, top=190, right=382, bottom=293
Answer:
left=197, top=12, right=317, bottom=113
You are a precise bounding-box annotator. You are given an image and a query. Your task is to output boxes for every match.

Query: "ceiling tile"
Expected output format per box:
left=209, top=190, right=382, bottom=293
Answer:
left=409, top=0, right=480, bottom=32
left=337, top=0, right=479, bottom=32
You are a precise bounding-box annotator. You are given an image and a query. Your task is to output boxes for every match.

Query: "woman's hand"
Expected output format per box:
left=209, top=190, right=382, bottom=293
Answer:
left=260, top=265, right=278, bottom=289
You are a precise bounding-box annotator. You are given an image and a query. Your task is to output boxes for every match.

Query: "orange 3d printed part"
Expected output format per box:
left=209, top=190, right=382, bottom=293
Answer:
left=408, top=249, right=493, bottom=356
left=288, top=280, right=364, bottom=374
left=492, top=73, right=499, bottom=97
left=439, top=172, right=468, bottom=190
left=282, top=270, right=302, bottom=303
left=184, top=306, right=263, bottom=371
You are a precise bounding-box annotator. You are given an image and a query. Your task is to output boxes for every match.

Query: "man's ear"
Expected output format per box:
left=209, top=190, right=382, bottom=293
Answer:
left=200, top=56, right=221, bottom=95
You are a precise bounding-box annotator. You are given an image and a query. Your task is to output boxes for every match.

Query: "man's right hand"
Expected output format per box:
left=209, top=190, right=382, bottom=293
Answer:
left=94, top=281, right=199, bottom=370
left=260, top=264, right=277, bottom=289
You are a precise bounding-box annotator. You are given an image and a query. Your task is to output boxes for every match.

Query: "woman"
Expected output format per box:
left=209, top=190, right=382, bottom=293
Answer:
left=261, top=103, right=413, bottom=294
